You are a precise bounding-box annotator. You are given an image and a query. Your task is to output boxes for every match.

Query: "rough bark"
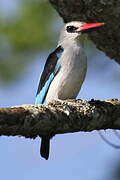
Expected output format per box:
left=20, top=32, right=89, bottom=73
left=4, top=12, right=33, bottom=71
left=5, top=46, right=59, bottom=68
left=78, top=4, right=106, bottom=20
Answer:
left=49, top=0, right=120, bottom=64
left=0, top=99, right=120, bottom=139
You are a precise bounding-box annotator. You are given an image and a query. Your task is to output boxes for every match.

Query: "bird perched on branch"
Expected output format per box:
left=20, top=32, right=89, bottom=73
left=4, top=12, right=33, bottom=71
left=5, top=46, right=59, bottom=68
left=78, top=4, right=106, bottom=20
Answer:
left=35, top=21, right=104, bottom=160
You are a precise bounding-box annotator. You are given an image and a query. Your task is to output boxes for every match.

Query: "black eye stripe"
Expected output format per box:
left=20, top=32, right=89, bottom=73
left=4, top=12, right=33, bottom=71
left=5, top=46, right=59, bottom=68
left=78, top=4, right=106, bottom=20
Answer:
left=66, top=26, right=78, bottom=33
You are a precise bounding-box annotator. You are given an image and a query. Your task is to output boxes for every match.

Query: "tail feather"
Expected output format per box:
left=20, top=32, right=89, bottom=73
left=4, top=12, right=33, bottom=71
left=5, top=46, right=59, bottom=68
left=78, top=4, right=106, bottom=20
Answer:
left=40, top=136, right=50, bottom=160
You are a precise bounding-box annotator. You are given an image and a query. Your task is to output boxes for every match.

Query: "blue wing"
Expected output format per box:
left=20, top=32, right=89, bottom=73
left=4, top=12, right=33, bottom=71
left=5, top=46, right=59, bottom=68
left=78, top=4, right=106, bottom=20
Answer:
left=35, top=46, right=64, bottom=104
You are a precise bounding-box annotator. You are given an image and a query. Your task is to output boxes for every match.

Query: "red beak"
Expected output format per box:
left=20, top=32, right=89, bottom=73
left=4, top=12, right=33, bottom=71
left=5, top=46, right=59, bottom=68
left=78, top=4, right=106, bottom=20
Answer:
left=80, top=22, right=105, bottom=31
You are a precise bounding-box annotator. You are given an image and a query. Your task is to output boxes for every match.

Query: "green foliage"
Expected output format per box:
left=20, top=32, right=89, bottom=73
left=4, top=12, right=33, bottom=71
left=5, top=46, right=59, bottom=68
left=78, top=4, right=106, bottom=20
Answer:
left=0, top=0, right=56, bottom=83
left=0, top=57, right=25, bottom=83
left=1, top=1, right=55, bottom=51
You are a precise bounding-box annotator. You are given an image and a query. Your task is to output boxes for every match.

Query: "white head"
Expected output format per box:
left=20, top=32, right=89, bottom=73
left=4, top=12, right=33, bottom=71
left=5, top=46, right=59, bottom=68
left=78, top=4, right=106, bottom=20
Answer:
left=58, top=21, right=104, bottom=45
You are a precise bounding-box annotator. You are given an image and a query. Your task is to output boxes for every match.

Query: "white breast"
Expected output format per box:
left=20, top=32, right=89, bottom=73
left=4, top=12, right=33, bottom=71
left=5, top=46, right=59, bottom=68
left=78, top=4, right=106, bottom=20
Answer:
left=46, top=43, right=87, bottom=103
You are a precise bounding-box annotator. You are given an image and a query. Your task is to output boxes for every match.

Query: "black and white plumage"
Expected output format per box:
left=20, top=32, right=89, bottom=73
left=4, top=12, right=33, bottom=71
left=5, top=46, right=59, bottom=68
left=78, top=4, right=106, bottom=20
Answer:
left=35, top=21, right=104, bottom=160
left=35, top=46, right=64, bottom=105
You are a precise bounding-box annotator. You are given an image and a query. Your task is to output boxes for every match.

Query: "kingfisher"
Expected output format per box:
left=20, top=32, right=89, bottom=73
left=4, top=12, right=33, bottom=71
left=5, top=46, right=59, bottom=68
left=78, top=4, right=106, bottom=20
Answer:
left=35, top=21, right=104, bottom=160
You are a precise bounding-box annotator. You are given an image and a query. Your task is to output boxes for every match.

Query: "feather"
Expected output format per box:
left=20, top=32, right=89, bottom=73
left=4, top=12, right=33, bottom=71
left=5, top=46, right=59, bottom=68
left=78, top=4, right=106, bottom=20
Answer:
left=35, top=46, right=63, bottom=104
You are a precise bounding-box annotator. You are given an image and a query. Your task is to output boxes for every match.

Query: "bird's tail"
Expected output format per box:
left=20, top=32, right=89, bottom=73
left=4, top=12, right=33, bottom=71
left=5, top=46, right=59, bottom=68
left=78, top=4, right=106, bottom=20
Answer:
left=40, top=136, right=50, bottom=160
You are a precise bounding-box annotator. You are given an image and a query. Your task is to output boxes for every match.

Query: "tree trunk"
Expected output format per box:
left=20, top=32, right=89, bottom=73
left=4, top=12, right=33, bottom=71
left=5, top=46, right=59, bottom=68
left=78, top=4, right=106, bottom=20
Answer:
left=49, top=0, right=120, bottom=64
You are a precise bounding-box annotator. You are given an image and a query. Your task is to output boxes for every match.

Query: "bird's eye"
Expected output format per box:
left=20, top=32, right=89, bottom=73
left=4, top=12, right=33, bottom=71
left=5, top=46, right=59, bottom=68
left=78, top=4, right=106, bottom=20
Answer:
left=66, top=26, right=78, bottom=33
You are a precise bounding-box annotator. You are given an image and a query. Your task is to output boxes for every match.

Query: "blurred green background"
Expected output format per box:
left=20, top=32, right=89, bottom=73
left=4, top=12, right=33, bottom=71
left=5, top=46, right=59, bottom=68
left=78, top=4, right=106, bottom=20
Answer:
left=0, top=0, right=56, bottom=83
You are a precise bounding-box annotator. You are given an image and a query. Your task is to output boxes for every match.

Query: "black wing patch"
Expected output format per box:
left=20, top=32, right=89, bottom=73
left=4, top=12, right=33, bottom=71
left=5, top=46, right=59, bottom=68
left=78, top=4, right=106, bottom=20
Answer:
left=36, top=46, right=64, bottom=96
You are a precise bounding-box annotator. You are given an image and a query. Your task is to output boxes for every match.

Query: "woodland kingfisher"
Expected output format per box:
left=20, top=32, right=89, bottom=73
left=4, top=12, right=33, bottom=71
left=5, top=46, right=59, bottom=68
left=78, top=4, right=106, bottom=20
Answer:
left=35, top=21, right=104, bottom=160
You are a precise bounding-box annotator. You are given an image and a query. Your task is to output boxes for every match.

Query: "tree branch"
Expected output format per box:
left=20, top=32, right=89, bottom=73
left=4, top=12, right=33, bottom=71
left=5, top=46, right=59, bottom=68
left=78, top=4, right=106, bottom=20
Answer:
left=49, top=0, right=120, bottom=64
left=0, top=99, right=120, bottom=139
